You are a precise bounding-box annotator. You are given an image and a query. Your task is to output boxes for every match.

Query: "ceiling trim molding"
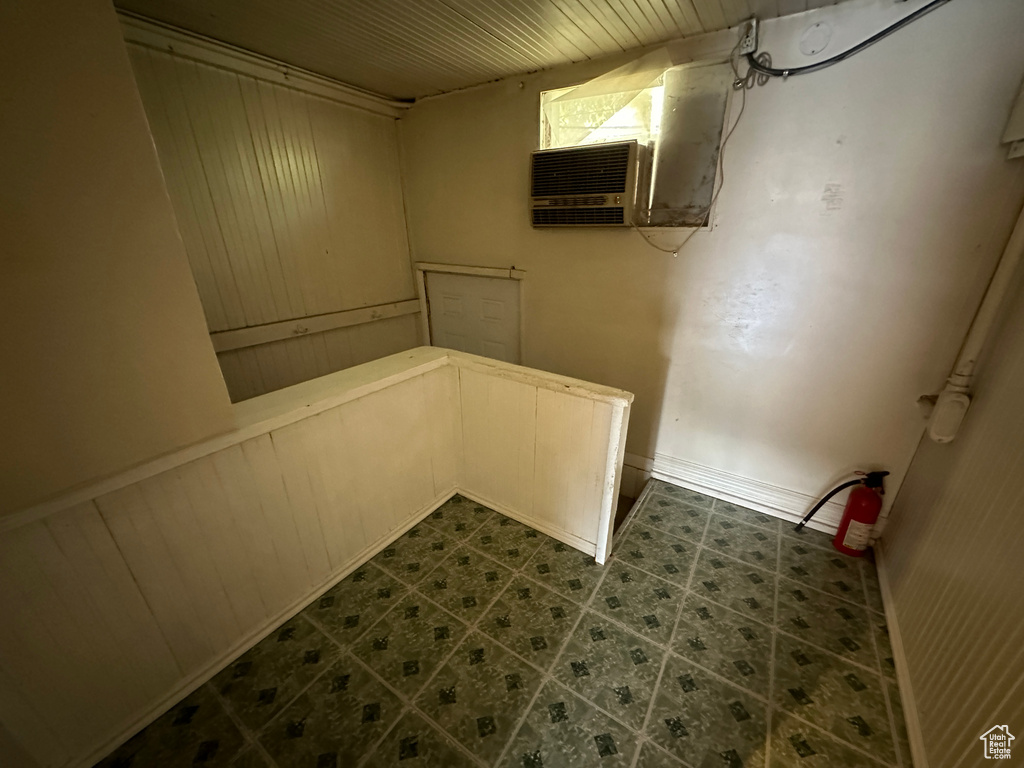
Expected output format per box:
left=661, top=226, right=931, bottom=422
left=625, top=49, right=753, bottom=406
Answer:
left=118, top=11, right=412, bottom=118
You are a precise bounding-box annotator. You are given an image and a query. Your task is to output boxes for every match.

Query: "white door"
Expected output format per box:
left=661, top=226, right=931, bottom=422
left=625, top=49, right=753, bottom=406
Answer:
left=425, top=272, right=521, bottom=364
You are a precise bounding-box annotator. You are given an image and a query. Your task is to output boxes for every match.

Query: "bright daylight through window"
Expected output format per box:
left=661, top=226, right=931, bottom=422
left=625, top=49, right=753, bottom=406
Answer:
left=539, top=81, right=664, bottom=150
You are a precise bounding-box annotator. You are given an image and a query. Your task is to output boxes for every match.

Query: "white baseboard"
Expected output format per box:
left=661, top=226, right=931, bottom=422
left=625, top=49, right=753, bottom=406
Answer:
left=457, top=488, right=598, bottom=560
left=651, top=453, right=844, bottom=535
left=77, top=487, right=456, bottom=768
left=874, top=540, right=928, bottom=768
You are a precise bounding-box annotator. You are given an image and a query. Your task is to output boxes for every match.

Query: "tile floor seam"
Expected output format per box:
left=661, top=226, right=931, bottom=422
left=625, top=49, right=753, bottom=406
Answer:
left=688, top=589, right=775, bottom=632
left=866, top=588, right=903, bottom=768
left=206, top=681, right=280, bottom=768
left=778, top=708, right=895, bottom=767
left=244, top=614, right=368, bottom=734
left=359, top=545, right=544, bottom=767
left=764, top=508, right=784, bottom=768
left=857, top=554, right=874, bottom=607
left=493, top=545, right=618, bottom=768
left=343, top=650, right=488, bottom=768
left=628, top=496, right=715, bottom=768
left=303, top=569, right=514, bottom=768
left=424, top=595, right=658, bottom=742
left=692, top=537, right=777, bottom=577
left=772, top=624, right=892, bottom=680
left=417, top=503, right=493, bottom=538
left=512, top=567, right=674, bottom=653
left=97, top=484, right=911, bottom=768
left=776, top=571, right=876, bottom=611
left=292, top=579, right=413, bottom=671
left=459, top=538, right=536, bottom=578
left=655, top=633, right=772, bottom=707
left=305, top=576, right=494, bottom=768
left=464, top=580, right=774, bottom=746
left=611, top=550, right=705, bottom=592
left=249, top=659, right=338, bottom=759
left=382, top=507, right=499, bottom=589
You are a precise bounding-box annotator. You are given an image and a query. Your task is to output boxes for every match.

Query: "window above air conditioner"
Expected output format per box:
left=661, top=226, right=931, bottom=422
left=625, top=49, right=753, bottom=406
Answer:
left=539, top=81, right=664, bottom=151
left=534, top=59, right=733, bottom=230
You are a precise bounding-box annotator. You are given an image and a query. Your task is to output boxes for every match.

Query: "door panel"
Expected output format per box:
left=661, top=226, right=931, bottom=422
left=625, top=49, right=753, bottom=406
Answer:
left=425, top=272, right=520, bottom=364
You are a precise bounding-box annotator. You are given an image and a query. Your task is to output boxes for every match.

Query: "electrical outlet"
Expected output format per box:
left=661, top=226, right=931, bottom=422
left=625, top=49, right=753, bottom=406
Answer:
left=739, top=17, right=759, bottom=55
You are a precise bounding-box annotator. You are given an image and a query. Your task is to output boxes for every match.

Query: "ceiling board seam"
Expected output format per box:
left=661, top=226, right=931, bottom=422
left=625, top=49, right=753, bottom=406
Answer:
left=434, top=0, right=552, bottom=68
left=550, top=0, right=628, bottom=52
left=523, top=0, right=602, bottom=59
left=385, top=0, right=542, bottom=72
left=589, top=0, right=645, bottom=48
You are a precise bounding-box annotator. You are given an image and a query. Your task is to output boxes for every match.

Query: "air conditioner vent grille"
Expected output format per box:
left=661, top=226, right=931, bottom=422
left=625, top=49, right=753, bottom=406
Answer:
left=531, top=143, right=631, bottom=197
left=541, top=196, right=606, bottom=207
left=532, top=207, right=625, bottom=226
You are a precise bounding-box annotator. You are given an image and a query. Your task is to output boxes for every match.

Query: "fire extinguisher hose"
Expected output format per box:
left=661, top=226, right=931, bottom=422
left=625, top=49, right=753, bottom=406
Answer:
left=794, top=479, right=862, bottom=532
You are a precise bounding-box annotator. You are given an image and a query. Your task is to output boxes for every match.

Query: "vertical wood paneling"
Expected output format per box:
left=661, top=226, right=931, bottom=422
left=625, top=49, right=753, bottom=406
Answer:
left=0, top=665, right=64, bottom=768
left=267, top=424, right=335, bottom=578
left=0, top=521, right=150, bottom=757
left=240, top=434, right=317, bottom=595
left=459, top=363, right=624, bottom=551
left=421, top=365, right=463, bottom=497
left=207, top=446, right=297, bottom=616
left=43, top=503, right=182, bottom=694
left=533, top=387, right=577, bottom=535
left=884, top=285, right=1024, bottom=768
left=216, top=314, right=419, bottom=402
left=0, top=352, right=629, bottom=767
left=126, top=43, right=418, bottom=399
left=96, top=484, right=217, bottom=672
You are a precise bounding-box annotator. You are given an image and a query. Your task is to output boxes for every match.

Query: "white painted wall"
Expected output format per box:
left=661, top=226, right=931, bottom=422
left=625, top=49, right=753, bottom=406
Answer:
left=0, top=348, right=631, bottom=768
left=0, top=0, right=234, bottom=517
left=125, top=25, right=420, bottom=399
left=878, top=257, right=1024, bottom=768
left=399, top=0, right=1024, bottom=518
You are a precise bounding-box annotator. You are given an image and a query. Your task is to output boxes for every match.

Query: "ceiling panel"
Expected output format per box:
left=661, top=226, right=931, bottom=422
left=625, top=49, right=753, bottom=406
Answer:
left=113, top=0, right=839, bottom=100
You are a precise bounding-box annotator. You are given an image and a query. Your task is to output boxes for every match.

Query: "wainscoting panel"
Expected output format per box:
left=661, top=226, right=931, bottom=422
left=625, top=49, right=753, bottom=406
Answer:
left=0, top=348, right=630, bottom=768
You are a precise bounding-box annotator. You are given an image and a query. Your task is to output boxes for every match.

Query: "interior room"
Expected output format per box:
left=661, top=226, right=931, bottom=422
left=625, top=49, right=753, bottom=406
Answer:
left=1, top=0, right=1022, bottom=766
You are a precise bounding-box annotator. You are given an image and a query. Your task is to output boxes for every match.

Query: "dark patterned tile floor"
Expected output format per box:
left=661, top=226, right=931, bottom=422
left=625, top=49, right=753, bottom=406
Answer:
left=95, top=487, right=910, bottom=768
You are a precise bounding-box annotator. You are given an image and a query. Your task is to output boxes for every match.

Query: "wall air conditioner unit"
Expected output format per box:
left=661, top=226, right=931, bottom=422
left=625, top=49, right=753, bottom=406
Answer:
left=530, top=140, right=646, bottom=228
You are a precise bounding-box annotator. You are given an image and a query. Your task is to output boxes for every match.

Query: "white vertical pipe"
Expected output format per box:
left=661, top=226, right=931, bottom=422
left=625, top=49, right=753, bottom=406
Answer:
left=948, top=200, right=1024, bottom=387
left=928, top=200, right=1024, bottom=442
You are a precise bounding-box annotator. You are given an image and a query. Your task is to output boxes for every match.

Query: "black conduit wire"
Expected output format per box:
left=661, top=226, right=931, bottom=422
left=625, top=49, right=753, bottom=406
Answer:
left=794, top=479, right=862, bottom=532
left=745, top=0, right=955, bottom=80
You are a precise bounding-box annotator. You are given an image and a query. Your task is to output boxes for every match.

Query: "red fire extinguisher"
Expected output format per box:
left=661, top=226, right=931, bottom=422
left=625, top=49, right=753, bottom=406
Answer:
left=795, top=471, right=890, bottom=557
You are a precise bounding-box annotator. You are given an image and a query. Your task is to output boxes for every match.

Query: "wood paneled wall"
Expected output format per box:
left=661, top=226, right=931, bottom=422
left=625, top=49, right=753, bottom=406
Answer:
left=124, top=26, right=420, bottom=399
left=459, top=365, right=629, bottom=559
left=0, top=348, right=631, bottom=768
left=216, top=314, right=419, bottom=401
left=0, top=355, right=460, bottom=768
left=880, top=278, right=1024, bottom=768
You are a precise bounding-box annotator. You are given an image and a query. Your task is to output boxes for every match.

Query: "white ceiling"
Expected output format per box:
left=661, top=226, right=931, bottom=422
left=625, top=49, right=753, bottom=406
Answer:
left=114, top=0, right=840, bottom=100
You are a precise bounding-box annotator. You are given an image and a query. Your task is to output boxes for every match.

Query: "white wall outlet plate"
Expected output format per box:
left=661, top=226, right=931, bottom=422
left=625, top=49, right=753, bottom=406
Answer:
left=739, top=18, right=758, bottom=56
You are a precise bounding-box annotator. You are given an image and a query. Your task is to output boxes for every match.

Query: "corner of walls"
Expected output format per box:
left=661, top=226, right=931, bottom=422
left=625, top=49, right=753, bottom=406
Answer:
left=874, top=539, right=929, bottom=768
left=396, top=0, right=1024, bottom=555
left=75, top=486, right=455, bottom=768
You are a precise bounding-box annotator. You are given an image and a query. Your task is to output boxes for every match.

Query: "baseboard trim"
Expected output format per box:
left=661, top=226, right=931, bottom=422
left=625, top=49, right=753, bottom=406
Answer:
left=77, top=487, right=456, bottom=768
left=651, top=453, right=844, bottom=534
left=457, top=488, right=598, bottom=560
left=874, top=540, right=929, bottom=768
